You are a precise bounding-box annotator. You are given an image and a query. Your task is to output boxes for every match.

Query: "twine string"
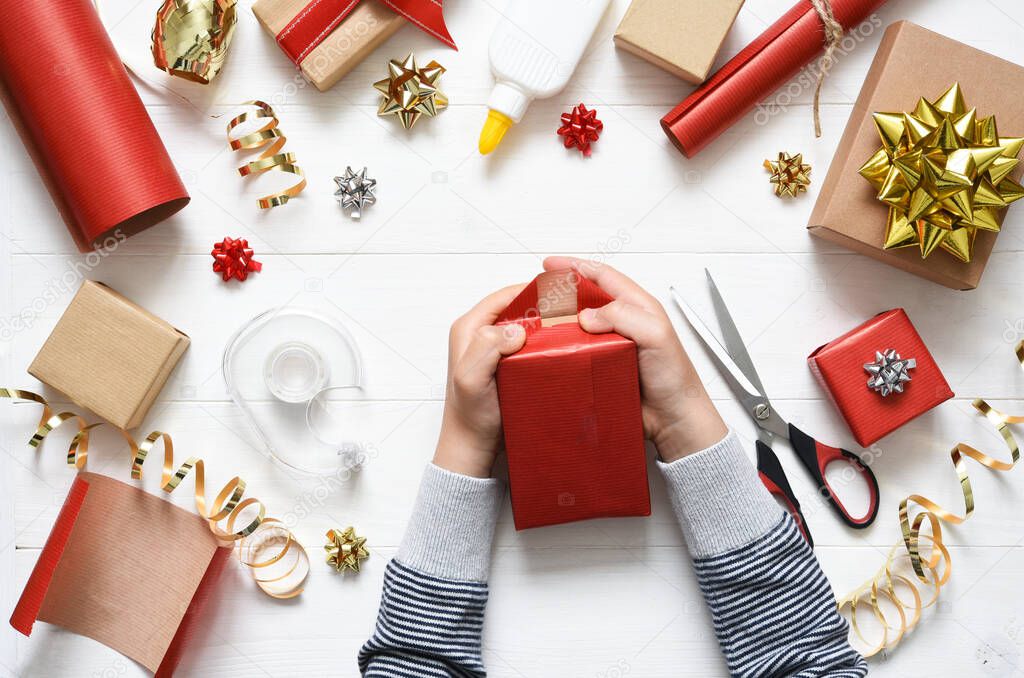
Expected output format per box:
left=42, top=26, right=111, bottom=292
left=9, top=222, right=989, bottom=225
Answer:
left=810, top=0, right=844, bottom=138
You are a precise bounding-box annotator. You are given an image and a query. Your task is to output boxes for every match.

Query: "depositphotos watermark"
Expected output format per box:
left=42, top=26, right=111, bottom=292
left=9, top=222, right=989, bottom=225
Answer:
left=267, top=10, right=382, bottom=105
left=0, top=229, right=126, bottom=342
left=91, top=658, right=127, bottom=678
left=517, top=230, right=635, bottom=326
left=280, top=443, right=381, bottom=527
left=1002, top=319, right=1024, bottom=344
left=305, top=12, right=381, bottom=82
left=595, top=659, right=631, bottom=678
left=753, top=13, right=884, bottom=127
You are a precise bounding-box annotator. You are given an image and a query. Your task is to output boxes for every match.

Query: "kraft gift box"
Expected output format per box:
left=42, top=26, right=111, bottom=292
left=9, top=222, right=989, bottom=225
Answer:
left=28, top=281, right=189, bottom=430
left=614, top=0, right=745, bottom=84
left=253, top=0, right=405, bottom=92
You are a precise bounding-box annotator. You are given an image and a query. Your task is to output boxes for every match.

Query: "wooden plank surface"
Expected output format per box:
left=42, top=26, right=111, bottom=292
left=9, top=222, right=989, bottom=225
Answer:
left=3, top=0, right=1024, bottom=675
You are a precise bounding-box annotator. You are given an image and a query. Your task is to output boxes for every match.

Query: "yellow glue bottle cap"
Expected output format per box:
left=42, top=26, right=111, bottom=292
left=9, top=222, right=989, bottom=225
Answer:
left=479, top=109, right=514, bottom=155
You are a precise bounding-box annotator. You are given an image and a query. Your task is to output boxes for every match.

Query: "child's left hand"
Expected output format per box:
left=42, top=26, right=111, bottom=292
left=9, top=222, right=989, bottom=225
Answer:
left=433, top=284, right=527, bottom=478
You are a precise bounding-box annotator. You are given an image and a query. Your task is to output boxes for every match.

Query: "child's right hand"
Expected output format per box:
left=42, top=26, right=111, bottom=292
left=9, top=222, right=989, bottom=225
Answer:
left=432, top=285, right=527, bottom=479
left=543, top=257, right=728, bottom=462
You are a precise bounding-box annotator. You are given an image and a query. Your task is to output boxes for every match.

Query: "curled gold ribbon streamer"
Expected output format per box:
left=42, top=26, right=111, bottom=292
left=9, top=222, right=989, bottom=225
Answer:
left=837, top=341, right=1024, bottom=656
left=226, top=101, right=306, bottom=209
left=1, top=388, right=309, bottom=599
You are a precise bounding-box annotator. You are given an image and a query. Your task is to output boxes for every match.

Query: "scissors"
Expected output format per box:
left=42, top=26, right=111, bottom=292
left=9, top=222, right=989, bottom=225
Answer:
left=669, top=271, right=880, bottom=545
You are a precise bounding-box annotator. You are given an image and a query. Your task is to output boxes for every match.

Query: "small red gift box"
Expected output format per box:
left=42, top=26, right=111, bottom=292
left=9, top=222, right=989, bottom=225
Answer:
left=808, top=309, right=953, bottom=447
left=495, top=271, right=650, bottom=530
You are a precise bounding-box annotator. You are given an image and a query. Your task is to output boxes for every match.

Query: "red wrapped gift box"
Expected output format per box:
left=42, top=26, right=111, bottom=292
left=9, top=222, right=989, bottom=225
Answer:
left=808, top=309, right=953, bottom=447
left=495, top=271, right=650, bottom=530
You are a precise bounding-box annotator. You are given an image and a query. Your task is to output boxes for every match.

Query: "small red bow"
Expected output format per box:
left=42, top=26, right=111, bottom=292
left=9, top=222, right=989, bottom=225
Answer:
left=211, top=237, right=262, bottom=282
left=557, top=104, right=603, bottom=157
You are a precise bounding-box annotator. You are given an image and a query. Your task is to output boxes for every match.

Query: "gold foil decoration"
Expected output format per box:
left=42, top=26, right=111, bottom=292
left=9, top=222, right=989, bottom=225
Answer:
left=152, top=0, right=238, bottom=84
left=859, top=83, right=1024, bottom=262
left=374, top=53, right=448, bottom=129
left=325, top=526, right=370, bottom=573
left=227, top=101, right=306, bottom=209
left=0, top=388, right=310, bottom=599
left=764, top=152, right=812, bottom=197
left=837, top=341, right=1024, bottom=656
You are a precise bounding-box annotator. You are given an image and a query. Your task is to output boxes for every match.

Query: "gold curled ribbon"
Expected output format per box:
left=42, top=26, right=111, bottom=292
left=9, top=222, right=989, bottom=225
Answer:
left=226, top=101, right=306, bottom=209
left=837, top=341, right=1024, bottom=656
left=1, top=388, right=309, bottom=599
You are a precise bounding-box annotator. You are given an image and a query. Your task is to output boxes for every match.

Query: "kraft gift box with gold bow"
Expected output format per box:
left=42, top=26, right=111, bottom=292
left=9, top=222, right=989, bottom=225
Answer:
left=808, top=21, right=1024, bottom=290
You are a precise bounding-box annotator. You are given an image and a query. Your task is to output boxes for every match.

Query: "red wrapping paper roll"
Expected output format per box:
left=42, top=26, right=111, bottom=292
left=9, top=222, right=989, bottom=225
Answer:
left=661, top=0, right=888, bottom=158
left=0, top=0, right=189, bottom=252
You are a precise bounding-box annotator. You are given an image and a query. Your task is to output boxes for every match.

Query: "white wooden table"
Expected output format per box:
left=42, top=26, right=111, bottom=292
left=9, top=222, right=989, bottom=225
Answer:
left=4, top=0, right=1024, bottom=675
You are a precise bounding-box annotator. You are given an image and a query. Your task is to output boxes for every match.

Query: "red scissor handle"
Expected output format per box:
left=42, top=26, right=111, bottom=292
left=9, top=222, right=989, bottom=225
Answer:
left=787, top=423, right=879, bottom=528
left=756, top=440, right=813, bottom=547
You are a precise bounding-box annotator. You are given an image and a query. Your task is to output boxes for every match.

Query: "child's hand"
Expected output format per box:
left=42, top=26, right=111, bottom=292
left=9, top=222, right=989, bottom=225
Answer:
left=433, top=285, right=527, bottom=478
left=543, top=257, right=727, bottom=462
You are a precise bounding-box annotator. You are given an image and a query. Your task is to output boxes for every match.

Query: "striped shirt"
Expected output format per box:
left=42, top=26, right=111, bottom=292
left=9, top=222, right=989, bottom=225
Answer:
left=359, top=434, right=867, bottom=676
left=359, top=515, right=866, bottom=677
left=695, top=516, right=867, bottom=677
left=359, top=559, right=488, bottom=677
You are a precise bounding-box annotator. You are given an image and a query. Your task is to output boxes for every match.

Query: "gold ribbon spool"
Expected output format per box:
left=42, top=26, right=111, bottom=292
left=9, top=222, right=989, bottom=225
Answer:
left=226, top=100, right=306, bottom=209
left=837, top=341, right=1024, bottom=656
left=1, top=388, right=309, bottom=599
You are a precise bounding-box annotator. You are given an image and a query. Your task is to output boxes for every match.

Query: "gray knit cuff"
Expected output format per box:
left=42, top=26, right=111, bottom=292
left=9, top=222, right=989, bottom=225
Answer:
left=397, top=463, right=503, bottom=582
left=657, top=430, right=784, bottom=558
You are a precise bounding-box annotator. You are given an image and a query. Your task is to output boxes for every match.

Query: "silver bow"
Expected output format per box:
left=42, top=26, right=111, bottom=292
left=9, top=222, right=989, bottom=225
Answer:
left=864, top=349, right=916, bottom=397
left=333, top=166, right=377, bottom=219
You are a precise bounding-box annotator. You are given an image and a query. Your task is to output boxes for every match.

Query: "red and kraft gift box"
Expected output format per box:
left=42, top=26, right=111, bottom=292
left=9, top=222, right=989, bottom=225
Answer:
left=253, top=0, right=456, bottom=92
left=495, top=270, right=650, bottom=530
left=808, top=309, right=953, bottom=447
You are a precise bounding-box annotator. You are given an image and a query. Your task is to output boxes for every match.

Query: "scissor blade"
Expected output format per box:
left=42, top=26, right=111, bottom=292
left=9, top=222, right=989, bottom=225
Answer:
left=669, top=287, right=763, bottom=402
left=705, top=269, right=767, bottom=397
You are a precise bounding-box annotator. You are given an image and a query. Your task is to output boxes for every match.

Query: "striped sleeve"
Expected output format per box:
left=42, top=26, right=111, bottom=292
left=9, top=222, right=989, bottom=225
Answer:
left=358, top=559, right=489, bottom=677
left=658, top=431, right=867, bottom=677
left=695, top=515, right=867, bottom=677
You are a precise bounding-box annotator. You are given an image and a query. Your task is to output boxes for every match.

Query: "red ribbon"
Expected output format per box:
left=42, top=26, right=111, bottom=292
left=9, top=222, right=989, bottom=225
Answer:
left=211, top=237, right=262, bottom=282
left=276, top=0, right=456, bottom=66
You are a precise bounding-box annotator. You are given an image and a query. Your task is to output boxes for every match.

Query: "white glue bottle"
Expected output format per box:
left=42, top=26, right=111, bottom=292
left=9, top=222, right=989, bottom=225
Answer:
left=479, top=0, right=612, bottom=155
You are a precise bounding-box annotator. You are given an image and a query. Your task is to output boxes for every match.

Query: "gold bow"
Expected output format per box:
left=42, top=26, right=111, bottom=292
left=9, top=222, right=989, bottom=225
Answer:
left=373, top=54, right=448, bottom=129
left=859, top=83, right=1024, bottom=262
left=325, top=526, right=370, bottom=573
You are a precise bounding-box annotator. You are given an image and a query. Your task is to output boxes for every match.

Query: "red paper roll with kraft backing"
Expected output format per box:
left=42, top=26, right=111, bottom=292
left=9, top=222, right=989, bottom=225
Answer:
left=661, top=0, right=888, bottom=158
left=0, top=0, right=189, bottom=252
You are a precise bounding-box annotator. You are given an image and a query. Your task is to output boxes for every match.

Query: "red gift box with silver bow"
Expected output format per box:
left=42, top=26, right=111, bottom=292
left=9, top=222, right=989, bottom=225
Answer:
left=253, top=0, right=456, bottom=92
left=808, top=309, right=954, bottom=447
left=495, top=270, right=650, bottom=530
